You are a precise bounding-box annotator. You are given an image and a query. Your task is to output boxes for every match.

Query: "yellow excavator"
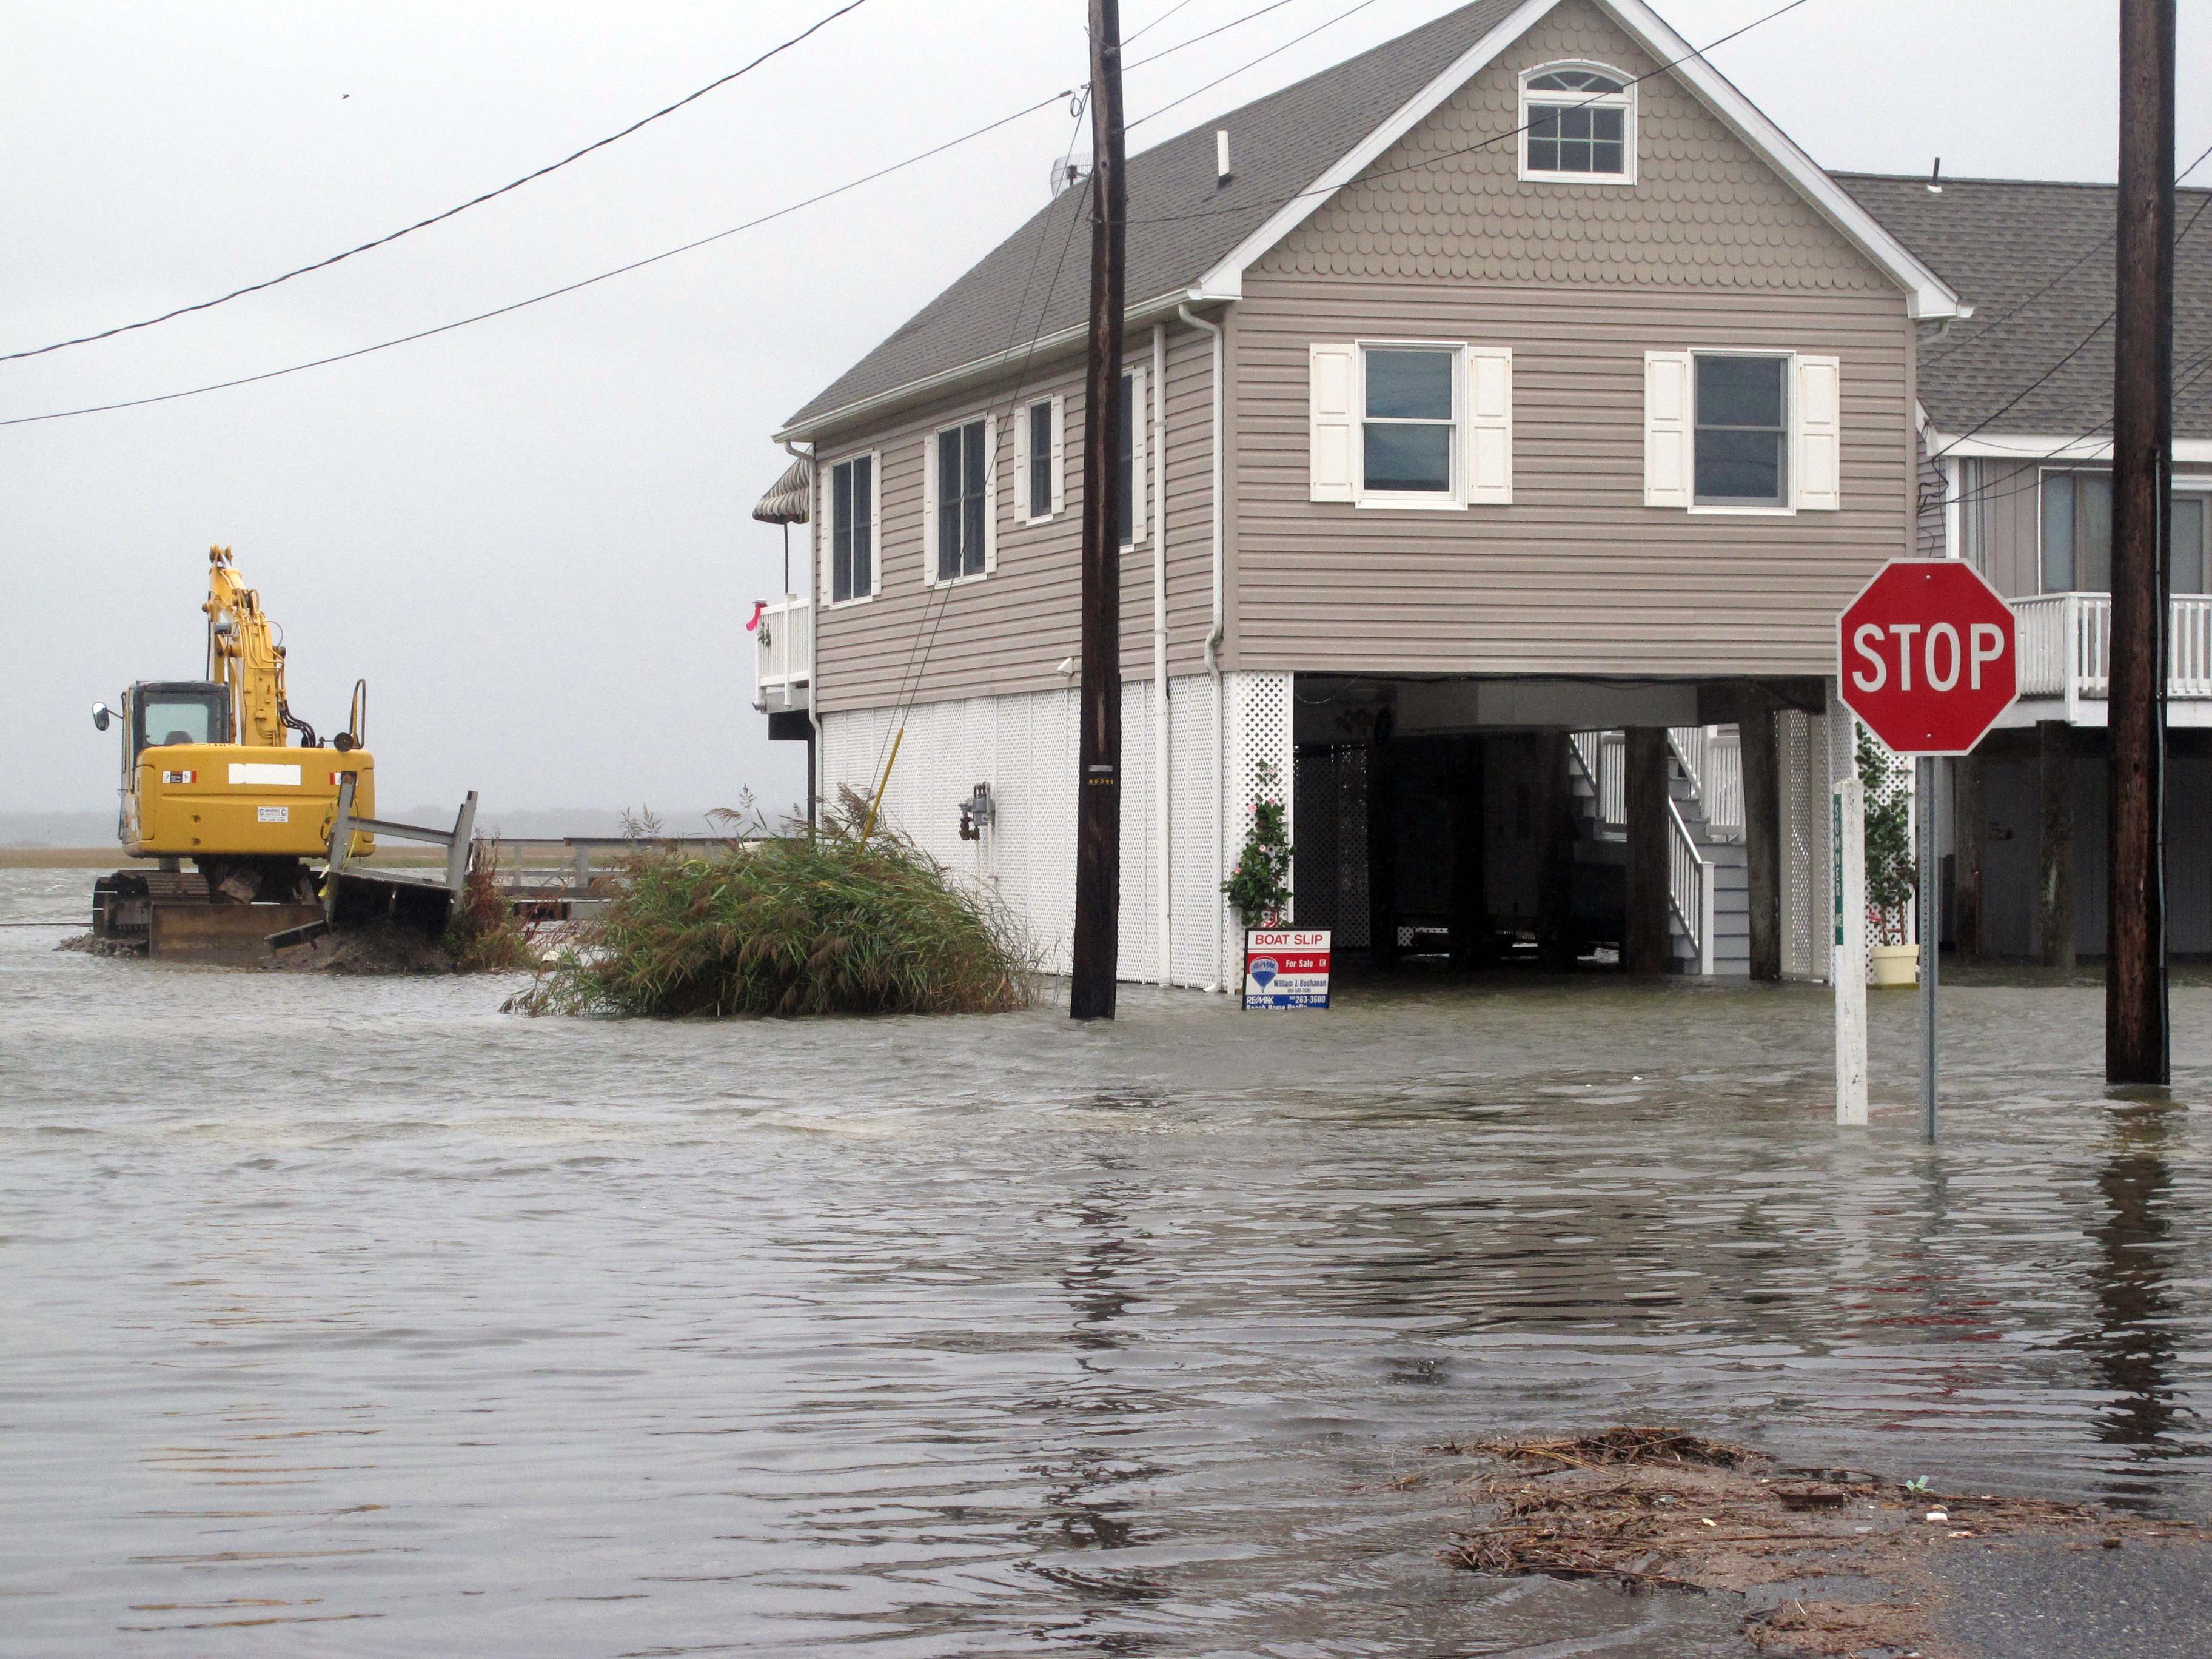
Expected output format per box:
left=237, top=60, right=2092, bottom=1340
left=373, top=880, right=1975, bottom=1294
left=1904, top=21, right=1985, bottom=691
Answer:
left=90, top=547, right=473, bottom=959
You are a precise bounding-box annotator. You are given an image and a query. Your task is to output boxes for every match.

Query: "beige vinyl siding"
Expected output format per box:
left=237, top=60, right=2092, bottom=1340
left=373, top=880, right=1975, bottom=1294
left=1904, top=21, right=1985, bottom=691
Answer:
left=1229, top=281, right=1913, bottom=676
left=811, top=326, right=1216, bottom=716
left=1963, top=458, right=2212, bottom=598
left=1960, top=458, right=2040, bottom=597
left=1219, top=0, right=1915, bottom=679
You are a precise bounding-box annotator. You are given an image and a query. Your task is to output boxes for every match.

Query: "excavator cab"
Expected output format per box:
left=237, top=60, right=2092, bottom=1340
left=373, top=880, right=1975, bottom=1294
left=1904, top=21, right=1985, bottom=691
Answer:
left=94, top=682, right=235, bottom=846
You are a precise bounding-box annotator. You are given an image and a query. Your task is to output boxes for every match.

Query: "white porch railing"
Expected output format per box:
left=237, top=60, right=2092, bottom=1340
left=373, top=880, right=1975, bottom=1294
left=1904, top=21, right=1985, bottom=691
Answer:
left=2014, top=593, right=2212, bottom=713
left=752, top=595, right=813, bottom=713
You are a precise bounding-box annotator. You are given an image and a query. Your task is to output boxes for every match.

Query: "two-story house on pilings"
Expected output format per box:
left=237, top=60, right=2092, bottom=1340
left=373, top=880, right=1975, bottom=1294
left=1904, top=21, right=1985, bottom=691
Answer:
left=756, top=0, right=1965, bottom=990
left=1840, top=173, right=2212, bottom=964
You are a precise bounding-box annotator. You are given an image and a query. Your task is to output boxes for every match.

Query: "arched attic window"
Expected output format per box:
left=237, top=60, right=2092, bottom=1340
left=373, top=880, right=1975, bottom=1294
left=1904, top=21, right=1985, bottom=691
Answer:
left=1519, top=62, right=1636, bottom=184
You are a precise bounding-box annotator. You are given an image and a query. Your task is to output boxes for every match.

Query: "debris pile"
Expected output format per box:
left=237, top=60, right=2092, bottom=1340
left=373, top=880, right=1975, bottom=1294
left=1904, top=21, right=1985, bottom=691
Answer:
left=1438, top=1427, right=2209, bottom=1657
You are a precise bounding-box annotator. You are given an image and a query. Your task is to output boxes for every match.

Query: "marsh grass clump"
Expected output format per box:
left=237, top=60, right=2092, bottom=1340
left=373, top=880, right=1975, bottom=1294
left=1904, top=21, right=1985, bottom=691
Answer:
left=444, top=840, right=538, bottom=973
left=509, top=797, right=1034, bottom=1017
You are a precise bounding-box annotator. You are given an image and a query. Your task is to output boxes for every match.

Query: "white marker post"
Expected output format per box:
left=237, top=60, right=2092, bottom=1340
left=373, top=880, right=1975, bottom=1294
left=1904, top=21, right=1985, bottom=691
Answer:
left=1833, top=774, right=1868, bottom=1125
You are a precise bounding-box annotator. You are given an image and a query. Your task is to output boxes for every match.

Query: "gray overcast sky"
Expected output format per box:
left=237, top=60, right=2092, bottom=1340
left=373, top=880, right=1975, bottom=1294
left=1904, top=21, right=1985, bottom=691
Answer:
left=5, top=1, right=2205, bottom=822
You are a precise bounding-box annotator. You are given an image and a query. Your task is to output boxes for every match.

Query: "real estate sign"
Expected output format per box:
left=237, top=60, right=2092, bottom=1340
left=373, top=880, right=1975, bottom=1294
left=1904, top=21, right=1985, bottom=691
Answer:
left=1244, top=930, right=1331, bottom=1010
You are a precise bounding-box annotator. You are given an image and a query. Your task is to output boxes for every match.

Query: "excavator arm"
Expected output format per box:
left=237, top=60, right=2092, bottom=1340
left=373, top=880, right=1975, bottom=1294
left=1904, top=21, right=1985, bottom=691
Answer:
left=204, top=545, right=317, bottom=749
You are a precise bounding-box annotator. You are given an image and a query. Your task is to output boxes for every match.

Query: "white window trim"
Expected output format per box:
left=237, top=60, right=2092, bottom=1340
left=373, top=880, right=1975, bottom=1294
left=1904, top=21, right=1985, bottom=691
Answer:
left=1014, top=394, right=1065, bottom=526
left=819, top=447, right=881, bottom=609
left=1517, top=61, right=1638, bottom=187
left=1354, top=338, right=1470, bottom=511
left=1684, top=348, right=1798, bottom=518
left=922, top=415, right=998, bottom=588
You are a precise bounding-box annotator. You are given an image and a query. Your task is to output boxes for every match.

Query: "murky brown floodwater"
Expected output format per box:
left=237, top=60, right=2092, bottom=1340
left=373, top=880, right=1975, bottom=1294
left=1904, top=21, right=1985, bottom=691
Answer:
left=3, top=865, right=2208, bottom=1657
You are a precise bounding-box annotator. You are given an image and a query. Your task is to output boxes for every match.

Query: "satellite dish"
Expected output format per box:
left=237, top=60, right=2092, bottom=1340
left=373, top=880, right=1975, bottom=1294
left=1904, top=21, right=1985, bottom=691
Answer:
left=1049, top=158, right=1088, bottom=198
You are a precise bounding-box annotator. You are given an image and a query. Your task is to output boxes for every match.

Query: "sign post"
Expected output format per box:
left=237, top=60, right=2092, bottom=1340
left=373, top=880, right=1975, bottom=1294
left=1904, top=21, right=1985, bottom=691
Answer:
left=1837, top=560, right=2019, bottom=1141
left=1834, top=774, right=1868, bottom=1126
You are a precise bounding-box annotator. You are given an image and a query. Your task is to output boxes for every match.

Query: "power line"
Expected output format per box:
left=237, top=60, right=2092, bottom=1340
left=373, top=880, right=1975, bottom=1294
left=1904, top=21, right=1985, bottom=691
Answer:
left=1932, top=338, right=2212, bottom=517
left=1127, top=0, right=1205, bottom=45
left=1, top=0, right=1334, bottom=429
left=0, top=0, right=874, bottom=364
left=1123, top=0, right=1813, bottom=191
left=0, top=87, right=1085, bottom=429
left=1129, top=0, right=1383, bottom=130
left=866, top=114, right=1092, bottom=796
left=1927, top=184, right=2212, bottom=466
left=1922, top=141, right=2212, bottom=369
left=1128, top=0, right=1303, bottom=68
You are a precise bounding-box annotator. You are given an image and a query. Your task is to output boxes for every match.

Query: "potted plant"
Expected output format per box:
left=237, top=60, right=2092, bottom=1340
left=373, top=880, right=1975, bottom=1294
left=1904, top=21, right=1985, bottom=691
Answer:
left=1858, top=727, right=1919, bottom=987
left=1223, top=760, right=1293, bottom=928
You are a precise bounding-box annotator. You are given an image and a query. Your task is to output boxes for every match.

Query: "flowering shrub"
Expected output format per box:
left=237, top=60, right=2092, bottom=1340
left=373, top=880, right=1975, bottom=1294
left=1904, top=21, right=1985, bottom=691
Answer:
left=1222, top=760, right=1293, bottom=927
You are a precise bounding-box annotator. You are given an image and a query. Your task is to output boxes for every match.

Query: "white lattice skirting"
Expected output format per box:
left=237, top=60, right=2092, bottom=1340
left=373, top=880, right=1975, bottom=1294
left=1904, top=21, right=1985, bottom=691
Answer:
left=817, top=672, right=1293, bottom=989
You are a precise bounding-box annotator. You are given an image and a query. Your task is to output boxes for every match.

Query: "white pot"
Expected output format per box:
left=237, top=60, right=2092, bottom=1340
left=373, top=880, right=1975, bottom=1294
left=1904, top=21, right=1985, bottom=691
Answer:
left=1870, top=943, right=1919, bottom=988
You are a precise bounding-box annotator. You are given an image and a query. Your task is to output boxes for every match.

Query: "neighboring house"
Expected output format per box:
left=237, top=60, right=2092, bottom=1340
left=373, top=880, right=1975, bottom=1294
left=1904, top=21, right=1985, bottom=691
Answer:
left=1839, top=174, right=2212, bottom=961
left=756, top=0, right=1971, bottom=988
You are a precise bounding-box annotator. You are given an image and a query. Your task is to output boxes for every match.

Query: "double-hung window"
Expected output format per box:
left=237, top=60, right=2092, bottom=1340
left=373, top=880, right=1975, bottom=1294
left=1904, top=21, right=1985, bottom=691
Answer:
left=1014, top=395, right=1063, bottom=525
left=1363, top=347, right=1456, bottom=496
left=928, top=417, right=992, bottom=582
left=1307, top=341, right=1513, bottom=508
left=1520, top=64, right=1634, bottom=184
left=1694, top=355, right=1788, bottom=507
left=1643, top=350, right=1838, bottom=513
left=2042, top=472, right=2208, bottom=594
left=827, top=453, right=876, bottom=603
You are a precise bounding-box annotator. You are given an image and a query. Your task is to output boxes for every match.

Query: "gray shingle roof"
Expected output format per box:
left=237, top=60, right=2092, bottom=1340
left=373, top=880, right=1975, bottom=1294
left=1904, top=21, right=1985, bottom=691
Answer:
left=781, top=0, right=1526, bottom=434
left=1840, top=172, right=2212, bottom=442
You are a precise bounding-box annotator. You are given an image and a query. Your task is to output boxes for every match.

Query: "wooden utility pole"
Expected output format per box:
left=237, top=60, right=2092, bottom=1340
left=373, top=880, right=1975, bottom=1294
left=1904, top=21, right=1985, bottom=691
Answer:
left=1069, top=0, right=1127, bottom=1021
left=1623, top=729, right=1672, bottom=975
left=2108, top=0, right=2173, bottom=1083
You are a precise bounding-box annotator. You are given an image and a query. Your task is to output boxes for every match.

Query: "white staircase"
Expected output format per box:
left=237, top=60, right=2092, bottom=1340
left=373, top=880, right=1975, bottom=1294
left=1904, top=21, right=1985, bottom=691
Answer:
left=1567, top=727, right=1748, bottom=977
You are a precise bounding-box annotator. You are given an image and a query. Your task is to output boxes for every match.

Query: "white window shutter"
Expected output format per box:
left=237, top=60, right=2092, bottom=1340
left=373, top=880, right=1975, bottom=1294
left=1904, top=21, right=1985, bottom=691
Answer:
left=1464, top=346, right=1513, bottom=506
left=984, top=414, right=999, bottom=571
left=1644, top=350, right=1694, bottom=508
left=816, top=466, right=831, bottom=604
left=1049, top=394, right=1066, bottom=516
left=868, top=450, right=882, bottom=594
left=1309, top=343, right=1356, bottom=502
left=1013, top=404, right=1031, bottom=522
left=921, top=433, right=939, bottom=586
left=1128, top=368, right=1147, bottom=543
left=1792, top=354, right=1842, bottom=511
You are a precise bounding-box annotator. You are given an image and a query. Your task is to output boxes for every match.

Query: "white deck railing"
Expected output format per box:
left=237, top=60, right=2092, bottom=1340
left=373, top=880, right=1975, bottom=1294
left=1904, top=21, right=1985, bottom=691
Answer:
left=2014, top=593, right=2212, bottom=714
left=752, top=595, right=813, bottom=712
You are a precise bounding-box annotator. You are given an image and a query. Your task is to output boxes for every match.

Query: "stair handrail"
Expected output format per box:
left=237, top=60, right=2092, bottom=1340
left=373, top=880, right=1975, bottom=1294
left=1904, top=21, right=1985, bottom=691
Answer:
left=1667, top=726, right=1706, bottom=800
left=1666, top=796, right=1714, bottom=976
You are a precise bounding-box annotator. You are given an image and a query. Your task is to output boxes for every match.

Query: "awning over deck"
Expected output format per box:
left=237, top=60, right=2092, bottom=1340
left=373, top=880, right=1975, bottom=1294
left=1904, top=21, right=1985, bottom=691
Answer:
left=752, top=456, right=811, bottom=525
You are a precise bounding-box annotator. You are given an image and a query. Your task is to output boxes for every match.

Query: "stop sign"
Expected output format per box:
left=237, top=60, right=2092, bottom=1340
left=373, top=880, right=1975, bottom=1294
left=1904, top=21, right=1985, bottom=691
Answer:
left=1838, top=560, right=2017, bottom=755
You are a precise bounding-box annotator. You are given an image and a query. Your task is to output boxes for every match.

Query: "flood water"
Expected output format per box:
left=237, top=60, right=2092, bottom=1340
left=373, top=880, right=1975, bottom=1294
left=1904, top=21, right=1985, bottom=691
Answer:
left=4, top=864, right=2210, bottom=1657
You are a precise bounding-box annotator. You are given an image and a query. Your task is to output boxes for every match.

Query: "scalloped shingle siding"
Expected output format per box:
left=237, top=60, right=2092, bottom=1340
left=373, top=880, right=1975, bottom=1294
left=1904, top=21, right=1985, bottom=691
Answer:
left=1265, top=0, right=1880, bottom=292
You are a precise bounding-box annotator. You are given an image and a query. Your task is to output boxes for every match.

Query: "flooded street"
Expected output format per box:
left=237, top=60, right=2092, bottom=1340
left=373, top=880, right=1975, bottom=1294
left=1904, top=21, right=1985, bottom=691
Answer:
left=4, top=865, right=2210, bottom=1657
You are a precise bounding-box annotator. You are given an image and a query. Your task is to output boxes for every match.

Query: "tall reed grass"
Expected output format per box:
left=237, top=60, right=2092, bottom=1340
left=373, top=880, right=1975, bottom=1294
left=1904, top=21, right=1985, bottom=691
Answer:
left=509, top=799, right=1034, bottom=1017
